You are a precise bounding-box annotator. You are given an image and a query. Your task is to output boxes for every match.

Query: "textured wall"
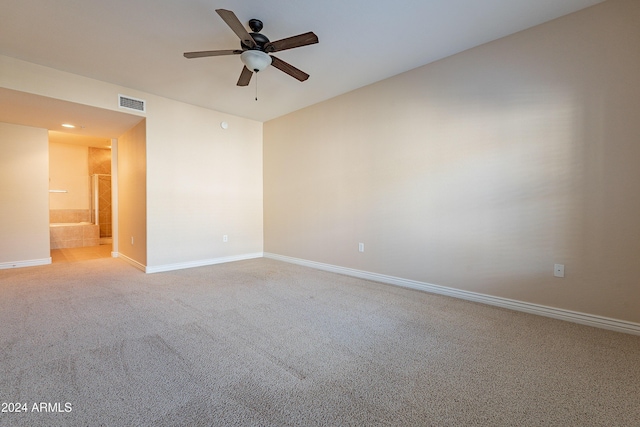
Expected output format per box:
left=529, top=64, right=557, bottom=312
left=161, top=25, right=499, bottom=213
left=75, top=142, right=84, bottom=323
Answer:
left=145, top=96, right=264, bottom=268
left=117, top=120, right=147, bottom=266
left=0, top=122, right=50, bottom=264
left=49, top=142, right=89, bottom=211
left=264, top=0, right=640, bottom=323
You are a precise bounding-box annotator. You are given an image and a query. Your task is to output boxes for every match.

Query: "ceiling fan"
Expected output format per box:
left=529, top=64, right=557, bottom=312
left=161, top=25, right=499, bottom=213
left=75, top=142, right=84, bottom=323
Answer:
left=184, top=9, right=319, bottom=87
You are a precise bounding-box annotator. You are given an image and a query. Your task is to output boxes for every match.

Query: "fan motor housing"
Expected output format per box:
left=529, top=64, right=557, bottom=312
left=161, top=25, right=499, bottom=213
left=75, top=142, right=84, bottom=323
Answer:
left=240, top=19, right=269, bottom=51
left=242, top=32, right=270, bottom=51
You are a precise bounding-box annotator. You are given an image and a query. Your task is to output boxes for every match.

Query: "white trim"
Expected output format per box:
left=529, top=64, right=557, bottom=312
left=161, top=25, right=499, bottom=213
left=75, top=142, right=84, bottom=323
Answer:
left=263, top=253, right=640, bottom=336
left=116, top=252, right=146, bottom=272
left=0, top=257, right=51, bottom=269
left=145, top=252, right=264, bottom=274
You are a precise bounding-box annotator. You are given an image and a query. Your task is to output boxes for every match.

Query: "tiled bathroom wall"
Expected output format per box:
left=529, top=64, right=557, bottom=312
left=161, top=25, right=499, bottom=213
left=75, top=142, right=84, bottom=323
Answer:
left=50, top=209, right=90, bottom=223
left=98, top=174, right=112, bottom=238
left=88, top=147, right=112, bottom=238
left=88, top=147, right=111, bottom=175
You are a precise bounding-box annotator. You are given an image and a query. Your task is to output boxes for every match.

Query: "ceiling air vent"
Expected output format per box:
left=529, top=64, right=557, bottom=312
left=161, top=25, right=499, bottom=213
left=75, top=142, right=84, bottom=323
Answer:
left=118, top=94, right=146, bottom=113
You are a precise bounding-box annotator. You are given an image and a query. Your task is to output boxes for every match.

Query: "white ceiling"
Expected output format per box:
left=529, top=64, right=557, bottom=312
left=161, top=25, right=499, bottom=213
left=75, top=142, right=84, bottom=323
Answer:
left=1, top=0, right=604, bottom=124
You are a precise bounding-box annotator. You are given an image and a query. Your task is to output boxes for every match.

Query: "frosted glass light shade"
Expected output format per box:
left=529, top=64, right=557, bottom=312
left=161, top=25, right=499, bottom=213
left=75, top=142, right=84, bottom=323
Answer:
left=241, top=50, right=272, bottom=72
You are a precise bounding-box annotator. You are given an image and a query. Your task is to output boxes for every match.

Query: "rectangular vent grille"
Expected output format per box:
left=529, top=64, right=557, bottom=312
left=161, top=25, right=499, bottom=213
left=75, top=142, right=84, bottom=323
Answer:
left=118, top=94, right=146, bottom=113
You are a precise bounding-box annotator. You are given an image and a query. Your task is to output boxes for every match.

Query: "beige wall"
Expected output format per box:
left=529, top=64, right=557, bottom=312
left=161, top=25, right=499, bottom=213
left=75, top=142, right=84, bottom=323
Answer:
left=264, top=0, right=640, bottom=323
left=146, top=97, right=263, bottom=267
left=48, top=142, right=89, bottom=210
left=0, top=122, right=50, bottom=265
left=118, top=120, right=147, bottom=266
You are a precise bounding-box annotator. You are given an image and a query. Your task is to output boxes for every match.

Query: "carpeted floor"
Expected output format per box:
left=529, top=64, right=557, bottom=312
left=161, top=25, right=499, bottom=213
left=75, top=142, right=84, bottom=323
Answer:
left=1, top=257, right=638, bottom=426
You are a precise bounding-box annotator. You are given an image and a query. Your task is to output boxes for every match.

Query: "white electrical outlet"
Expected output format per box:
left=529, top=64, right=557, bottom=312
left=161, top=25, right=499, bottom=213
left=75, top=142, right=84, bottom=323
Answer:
left=223, top=235, right=228, bottom=243
left=131, top=236, right=134, bottom=245
left=554, top=264, right=565, bottom=278
left=358, top=243, right=365, bottom=253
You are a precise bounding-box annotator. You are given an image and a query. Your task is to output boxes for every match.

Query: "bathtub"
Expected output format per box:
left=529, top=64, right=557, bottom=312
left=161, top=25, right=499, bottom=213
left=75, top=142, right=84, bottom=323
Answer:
left=50, top=222, right=100, bottom=249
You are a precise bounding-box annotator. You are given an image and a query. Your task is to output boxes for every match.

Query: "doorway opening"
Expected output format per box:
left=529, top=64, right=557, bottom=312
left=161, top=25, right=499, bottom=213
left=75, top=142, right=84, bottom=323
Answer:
left=0, top=88, right=145, bottom=268
left=49, top=139, right=114, bottom=263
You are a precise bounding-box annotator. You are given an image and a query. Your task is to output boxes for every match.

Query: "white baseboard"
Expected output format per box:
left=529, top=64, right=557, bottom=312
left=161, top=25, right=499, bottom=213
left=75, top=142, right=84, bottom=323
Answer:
left=115, top=253, right=146, bottom=272
left=263, top=253, right=640, bottom=336
left=0, top=257, right=51, bottom=269
left=145, top=252, right=264, bottom=274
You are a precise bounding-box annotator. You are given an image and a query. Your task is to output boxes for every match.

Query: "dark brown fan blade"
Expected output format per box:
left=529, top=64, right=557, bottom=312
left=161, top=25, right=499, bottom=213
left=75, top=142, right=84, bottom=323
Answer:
left=270, top=56, right=310, bottom=82
left=215, top=9, right=256, bottom=49
left=183, top=50, right=242, bottom=59
left=237, top=66, right=253, bottom=86
left=265, top=32, right=318, bottom=53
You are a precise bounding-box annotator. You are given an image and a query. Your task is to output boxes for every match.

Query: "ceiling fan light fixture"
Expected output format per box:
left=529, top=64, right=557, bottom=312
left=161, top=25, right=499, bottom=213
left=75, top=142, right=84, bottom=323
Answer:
left=241, top=50, right=272, bottom=72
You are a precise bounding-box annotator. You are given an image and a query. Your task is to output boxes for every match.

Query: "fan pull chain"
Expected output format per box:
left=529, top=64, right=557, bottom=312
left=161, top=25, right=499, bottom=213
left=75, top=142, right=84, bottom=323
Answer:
left=255, top=72, right=258, bottom=101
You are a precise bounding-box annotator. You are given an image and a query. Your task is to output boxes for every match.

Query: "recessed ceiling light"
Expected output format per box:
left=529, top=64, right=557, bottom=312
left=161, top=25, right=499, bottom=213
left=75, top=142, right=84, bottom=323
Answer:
left=61, top=123, right=75, bottom=128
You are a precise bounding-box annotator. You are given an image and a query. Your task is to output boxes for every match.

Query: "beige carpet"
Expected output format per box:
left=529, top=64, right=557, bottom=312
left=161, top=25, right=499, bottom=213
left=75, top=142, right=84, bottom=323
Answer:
left=0, top=257, right=638, bottom=426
